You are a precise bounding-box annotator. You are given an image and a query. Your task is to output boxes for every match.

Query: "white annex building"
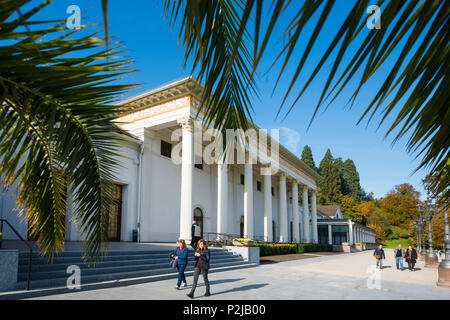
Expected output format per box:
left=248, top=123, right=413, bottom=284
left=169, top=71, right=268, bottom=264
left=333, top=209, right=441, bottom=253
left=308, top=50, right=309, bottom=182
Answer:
left=0, top=77, right=375, bottom=245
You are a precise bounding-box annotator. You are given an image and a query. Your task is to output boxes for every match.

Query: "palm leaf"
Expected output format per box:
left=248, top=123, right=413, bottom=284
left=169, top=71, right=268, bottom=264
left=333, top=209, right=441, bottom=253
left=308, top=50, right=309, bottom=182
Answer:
left=0, top=0, right=137, bottom=263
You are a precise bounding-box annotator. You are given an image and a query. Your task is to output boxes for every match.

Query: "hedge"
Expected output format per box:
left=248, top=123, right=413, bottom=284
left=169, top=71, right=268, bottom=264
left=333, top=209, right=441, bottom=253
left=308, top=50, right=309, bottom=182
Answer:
left=296, top=243, right=332, bottom=253
left=250, top=243, right=333, bottom=256
left=252, top=243, right=297, bottom=256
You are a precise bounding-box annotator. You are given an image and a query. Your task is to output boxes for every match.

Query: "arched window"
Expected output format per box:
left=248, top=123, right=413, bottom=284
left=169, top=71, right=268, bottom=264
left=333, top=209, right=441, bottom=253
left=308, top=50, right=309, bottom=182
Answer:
left=193, top=207, right=204, bottom=238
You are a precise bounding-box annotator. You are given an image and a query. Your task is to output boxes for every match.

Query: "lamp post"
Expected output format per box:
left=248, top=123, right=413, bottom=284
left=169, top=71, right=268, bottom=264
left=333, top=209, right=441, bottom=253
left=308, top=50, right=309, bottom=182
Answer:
left=414, top=217, right=421, bottom=252
left=424, top=202, right=438, bottom=268
left=416, top=203, right=426, bottom=260
left=437, top=208, right=450, bottom=288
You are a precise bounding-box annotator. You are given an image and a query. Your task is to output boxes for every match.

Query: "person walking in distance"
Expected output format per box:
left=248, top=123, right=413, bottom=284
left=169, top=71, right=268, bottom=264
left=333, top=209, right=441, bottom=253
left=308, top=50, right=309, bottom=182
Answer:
left=394, top=244, right=405, bottom=271
left=404, top=245, right=418, bottom=272
left=191, top=220, right=201, bottom=250
left=186, top=239, right=211, bottom=299
left=373, top=245, right=386, bottom=269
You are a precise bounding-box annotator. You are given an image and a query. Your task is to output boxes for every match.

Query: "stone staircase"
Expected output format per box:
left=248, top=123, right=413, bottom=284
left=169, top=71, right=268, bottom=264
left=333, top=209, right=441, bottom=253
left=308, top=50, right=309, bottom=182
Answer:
left=15, top=248, right=253, bottom=291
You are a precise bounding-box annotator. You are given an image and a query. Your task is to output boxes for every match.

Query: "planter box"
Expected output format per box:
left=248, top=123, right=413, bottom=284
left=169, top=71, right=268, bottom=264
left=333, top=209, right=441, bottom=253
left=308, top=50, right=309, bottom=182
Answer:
left=224, top=246, right=260, bottom=265
left=232, top=239, right=253, bottom=247
left=332, top=245, right=343, bottom=252
left=354, top=245, right=363, bottom=252
left=342, top=245, right=351, bottom=253
left=0, top=249, right=18, bottom=292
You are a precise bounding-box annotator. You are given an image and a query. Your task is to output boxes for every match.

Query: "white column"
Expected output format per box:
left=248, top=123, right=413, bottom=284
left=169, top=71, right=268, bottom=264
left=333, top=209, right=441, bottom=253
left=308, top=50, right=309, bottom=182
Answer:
left=302, top=186, right=310, bottom=243
left=178, top=118, right=194, bottom=241
left=328, top=224, right=332, bottom=245
left=311, top=190, right=318, bottom=243
left=244, top=163, right=254, bottom=239
left=263, top=173, right=273, bottom=242
left=348, top=220, right=354, bottom=245
left=292, top=181, right=300, bottom=243
left=279, top=173, right=288, bottom=242
left=217, top=163, right=228, bottom=237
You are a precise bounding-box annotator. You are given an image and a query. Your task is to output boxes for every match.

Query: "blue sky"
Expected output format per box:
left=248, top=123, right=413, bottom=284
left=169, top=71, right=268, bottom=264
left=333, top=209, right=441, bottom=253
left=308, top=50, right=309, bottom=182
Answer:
left=25, top=0, right=430, bottom=199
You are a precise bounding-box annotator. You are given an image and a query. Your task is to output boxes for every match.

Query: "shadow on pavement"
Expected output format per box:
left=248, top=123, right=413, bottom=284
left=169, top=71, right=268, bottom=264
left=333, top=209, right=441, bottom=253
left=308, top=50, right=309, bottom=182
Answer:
left=192, top=278, right=245, bottom=286
left=211, top=283, right=269, bottom=295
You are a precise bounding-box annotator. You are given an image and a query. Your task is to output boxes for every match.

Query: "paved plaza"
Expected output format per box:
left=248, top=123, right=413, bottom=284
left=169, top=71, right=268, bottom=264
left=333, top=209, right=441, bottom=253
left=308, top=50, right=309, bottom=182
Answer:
left=25, top=249, right=450, bottom=300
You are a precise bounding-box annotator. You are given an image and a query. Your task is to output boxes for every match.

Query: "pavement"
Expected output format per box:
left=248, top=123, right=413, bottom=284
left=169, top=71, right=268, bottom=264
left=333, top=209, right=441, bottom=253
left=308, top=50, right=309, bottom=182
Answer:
left=25, top=248, right=450, bottom=300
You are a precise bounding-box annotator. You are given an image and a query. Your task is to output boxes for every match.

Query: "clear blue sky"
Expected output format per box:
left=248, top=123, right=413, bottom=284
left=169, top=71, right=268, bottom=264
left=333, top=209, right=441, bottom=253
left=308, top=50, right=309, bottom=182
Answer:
left=26, top=0, right=429, bottom=199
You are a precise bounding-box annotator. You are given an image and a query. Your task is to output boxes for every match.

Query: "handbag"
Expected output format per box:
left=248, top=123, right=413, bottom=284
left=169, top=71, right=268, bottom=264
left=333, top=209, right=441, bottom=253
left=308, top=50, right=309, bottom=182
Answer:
left=375, top=254, right=381, bottom=259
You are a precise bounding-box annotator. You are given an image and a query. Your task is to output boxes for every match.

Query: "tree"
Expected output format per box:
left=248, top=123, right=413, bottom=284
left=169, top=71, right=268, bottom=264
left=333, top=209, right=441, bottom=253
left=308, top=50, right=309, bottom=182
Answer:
left=301, top=145, right=318, bottom=172
left=342, top=159, right=362, bottom=203
left=318, top=149, right=342, bottom=204
left=379, top=184, right=420, bottom=229
left=1, top=1, right=136, bottom=262
left=159, top=0, right=449, bottom=204
left=340, top=195, right=358, bottom=221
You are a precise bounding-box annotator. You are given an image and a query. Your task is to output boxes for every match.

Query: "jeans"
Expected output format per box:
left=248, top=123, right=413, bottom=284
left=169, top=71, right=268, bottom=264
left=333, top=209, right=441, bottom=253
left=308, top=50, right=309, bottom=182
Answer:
left=191, top=237, right=200, bottom=250
left=189, top=267, right=210, bottom=296
left=176, top=263, right=187, bottom=287
left=376, top=258, right=383, bottom=269
left=395, top=257, right=404, bottom=270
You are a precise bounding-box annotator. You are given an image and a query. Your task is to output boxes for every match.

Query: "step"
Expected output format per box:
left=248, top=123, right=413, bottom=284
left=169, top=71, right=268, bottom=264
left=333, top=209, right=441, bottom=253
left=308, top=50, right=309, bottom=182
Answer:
left=1, top=263, right=258, bottom=300
left=19, top=255, right=241, bottom=273
left=17, top=260, right=251, bottom=290
left=19, top=251, right=237, bottom=266
left=18, top=256, right=245, bottom=281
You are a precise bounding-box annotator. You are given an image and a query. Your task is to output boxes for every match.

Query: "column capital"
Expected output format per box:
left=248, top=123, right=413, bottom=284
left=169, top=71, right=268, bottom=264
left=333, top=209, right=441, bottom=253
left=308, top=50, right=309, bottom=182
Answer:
left=177, top=116, right=194, bottom=132
left=302, top=185, right=309, bottom=192
left=279, top=172, right=287, bottom=181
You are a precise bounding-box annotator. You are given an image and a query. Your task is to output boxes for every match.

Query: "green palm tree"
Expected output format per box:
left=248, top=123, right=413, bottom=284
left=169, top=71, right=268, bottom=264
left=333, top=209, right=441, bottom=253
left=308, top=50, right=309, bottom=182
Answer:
left=158, top=0, right=449, bottom=202
left=1, top=0, right=136, bottom=262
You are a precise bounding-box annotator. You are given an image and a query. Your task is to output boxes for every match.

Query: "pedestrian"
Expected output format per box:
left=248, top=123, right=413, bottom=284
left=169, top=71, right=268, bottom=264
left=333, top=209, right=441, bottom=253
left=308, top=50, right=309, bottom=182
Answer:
left=186, top=239, right=211, bottom=299
left=404, top=245, right=417, bottom=272
left=394, top=244, right=405, bottom=271
left=191, top=220, right=201, bottom=250
left=174, top=239, right=188, bottom=289
left=373, top=244, right=385, bottom=269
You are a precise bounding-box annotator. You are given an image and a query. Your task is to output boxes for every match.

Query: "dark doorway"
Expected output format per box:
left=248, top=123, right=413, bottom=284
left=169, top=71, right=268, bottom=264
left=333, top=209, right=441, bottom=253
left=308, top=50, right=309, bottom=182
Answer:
left=240, top=216, right=244, bottom=238
left=194, top=207, right=204, bottom=239
left=290, top=221, right=293, bottom=243
left=272, top=220, right=276, bottom=242
left=107, top=184, right=123, bottom=241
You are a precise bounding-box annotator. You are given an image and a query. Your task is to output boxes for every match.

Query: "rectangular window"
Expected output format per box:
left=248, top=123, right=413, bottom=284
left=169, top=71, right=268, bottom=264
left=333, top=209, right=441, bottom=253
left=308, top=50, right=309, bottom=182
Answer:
left=240, top=174, right=245, bottom=185
left=257, top=181, right=262, bottom=191
left=160, top=140, right=172, bottom=158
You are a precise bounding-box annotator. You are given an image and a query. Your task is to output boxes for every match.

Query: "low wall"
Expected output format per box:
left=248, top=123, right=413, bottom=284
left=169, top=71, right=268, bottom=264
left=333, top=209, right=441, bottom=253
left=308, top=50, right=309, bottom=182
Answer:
left=223, top=246, right=260, bottom=265
left=0, top=249, right=18, bottom=292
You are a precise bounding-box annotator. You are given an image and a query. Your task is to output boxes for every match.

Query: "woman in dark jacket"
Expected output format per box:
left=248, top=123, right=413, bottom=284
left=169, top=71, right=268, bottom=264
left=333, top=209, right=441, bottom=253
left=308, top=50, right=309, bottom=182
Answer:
left=404, top=245, right=418, bottom=271
left=174, top=239, right=188, bottom=289
left=186, top=239, right=210, bottom=298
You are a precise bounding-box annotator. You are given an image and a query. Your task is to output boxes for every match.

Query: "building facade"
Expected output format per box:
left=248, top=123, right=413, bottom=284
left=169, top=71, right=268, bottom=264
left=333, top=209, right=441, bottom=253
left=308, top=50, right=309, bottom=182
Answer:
left=0, top=77, right=374, bottom=245
left=316, top=205, right=376, bottom=245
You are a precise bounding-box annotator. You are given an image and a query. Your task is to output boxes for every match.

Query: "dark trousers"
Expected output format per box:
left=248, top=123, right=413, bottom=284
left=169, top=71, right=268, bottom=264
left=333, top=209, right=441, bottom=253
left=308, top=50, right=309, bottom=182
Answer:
left=407, top=260, right=415, bottom=270
left=176, top=263, right=187, bottom=287
left=189, top=267, right=210, bottom=295
left=191, top=237, right=200, bottom=250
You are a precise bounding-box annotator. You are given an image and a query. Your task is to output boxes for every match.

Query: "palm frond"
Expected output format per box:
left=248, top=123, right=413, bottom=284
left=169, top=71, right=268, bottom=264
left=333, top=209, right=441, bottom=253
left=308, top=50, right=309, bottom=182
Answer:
left=0, top=0, right=137, bottom=263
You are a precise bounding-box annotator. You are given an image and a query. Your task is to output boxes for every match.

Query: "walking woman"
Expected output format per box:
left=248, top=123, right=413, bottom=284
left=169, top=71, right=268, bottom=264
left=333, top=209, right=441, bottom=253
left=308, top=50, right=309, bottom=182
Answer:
left=186, top=239, right=211, bottom=298
left=404, top=245, right=418, bottom=272
left=174, top=239, right=188, bottom=289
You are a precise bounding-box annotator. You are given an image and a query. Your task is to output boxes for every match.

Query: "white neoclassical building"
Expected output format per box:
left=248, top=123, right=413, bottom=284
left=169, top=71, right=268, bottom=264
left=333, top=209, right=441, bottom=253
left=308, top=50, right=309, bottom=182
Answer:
left=0, top=77, right=373, bottom=245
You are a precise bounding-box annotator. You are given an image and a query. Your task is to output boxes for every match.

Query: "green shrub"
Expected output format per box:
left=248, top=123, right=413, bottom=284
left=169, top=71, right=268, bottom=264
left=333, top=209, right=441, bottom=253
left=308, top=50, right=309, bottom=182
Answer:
left=296, top=243, right=332, bottom=253
left=252, top=243, right=297, bottom=256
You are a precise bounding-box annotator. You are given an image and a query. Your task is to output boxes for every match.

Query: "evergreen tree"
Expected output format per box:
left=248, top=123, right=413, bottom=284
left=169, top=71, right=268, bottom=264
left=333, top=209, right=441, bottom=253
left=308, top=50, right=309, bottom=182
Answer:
left=318, top=149, right=343, bottom=204
left=301, top=145, right=317, bottom=172
left=343, top=159, right=362, bottom=203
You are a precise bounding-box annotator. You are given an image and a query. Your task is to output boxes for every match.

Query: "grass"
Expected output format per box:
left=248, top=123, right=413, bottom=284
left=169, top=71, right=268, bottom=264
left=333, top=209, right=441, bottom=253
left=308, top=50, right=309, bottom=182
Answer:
left=381, top=239, right=413, bottom=249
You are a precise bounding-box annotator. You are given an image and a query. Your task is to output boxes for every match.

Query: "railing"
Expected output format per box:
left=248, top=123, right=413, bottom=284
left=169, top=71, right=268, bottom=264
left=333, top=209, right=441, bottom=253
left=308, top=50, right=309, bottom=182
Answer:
left=0, top=219, right=33, bottom=291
